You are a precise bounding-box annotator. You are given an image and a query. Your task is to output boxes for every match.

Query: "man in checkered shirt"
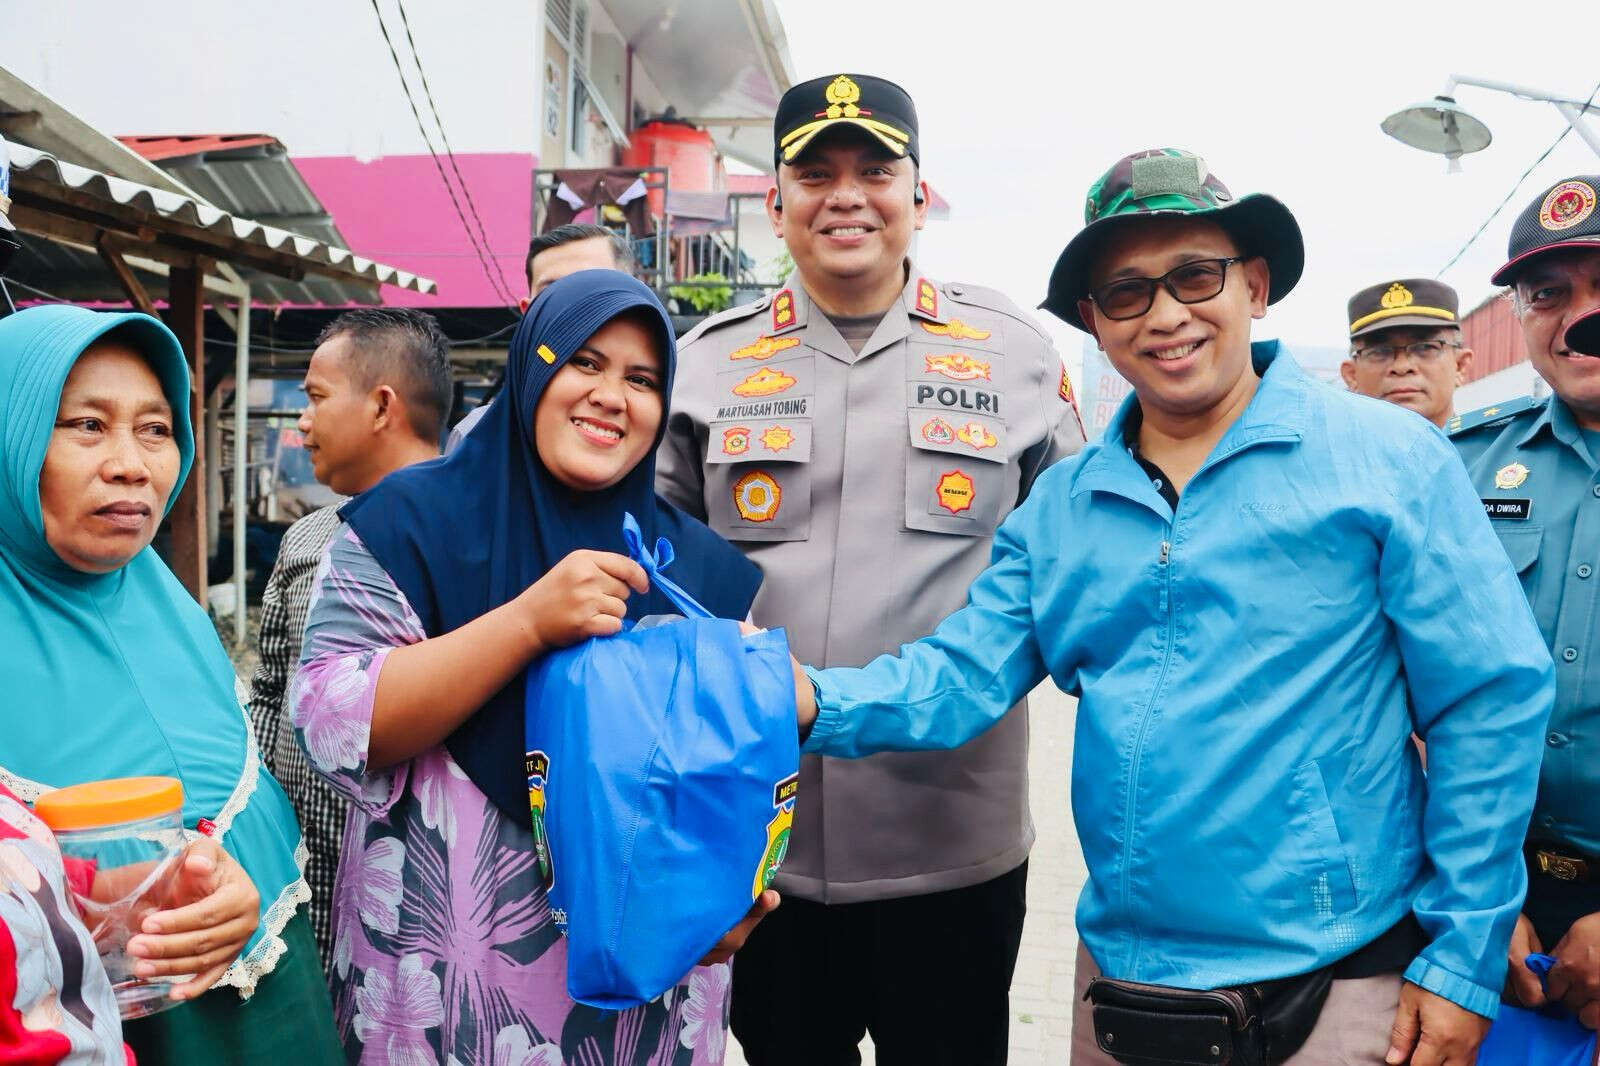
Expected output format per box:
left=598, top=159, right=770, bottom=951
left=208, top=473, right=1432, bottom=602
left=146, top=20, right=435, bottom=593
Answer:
left=249, top=307, right=451, bottom=967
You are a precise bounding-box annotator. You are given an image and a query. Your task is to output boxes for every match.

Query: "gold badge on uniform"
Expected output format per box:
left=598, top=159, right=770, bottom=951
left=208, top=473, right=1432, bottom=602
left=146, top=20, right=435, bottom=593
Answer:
left=734, top=470, right=782, bottom=522
left=916, top=278, right=939, bottom=318
left=956, top=422, right=997, bottom=451
left=722, top=426, right=751, bottom=456
left=733, top=367, right=798, bottom=397
left=730, top=335, right=801, bottom=361
left=759, top=425, right=795, bottom=454
left=924, top=353, right=991, bottom=381
left=921, top=318, right=991, bottom=341
left=922, top=417, right=955, bottom=445
left=772, top=289, right=796, bottom=330
left=935, top=470, right=976, bottom=515
left=1494, top=462, right=1530, bottom=490
left=1059, top=367, right=1077, bottom=407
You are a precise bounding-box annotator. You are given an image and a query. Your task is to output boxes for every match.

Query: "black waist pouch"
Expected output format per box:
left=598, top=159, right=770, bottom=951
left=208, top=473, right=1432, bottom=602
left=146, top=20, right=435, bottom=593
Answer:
left=1085, top=966, right=1333, bottom=1066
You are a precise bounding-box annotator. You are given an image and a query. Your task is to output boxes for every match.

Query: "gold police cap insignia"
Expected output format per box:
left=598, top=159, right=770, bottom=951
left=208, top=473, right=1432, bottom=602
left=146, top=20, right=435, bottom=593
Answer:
left=1379, top=283, right=1414, bottom=310
left=1494, top=462, right=1530, bottom=490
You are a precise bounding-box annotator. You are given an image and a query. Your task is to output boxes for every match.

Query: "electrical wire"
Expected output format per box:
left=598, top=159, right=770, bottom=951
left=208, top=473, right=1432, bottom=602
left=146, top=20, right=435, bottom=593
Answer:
left=1438, top=76, right=1600, bottom=278
left=367, top=0, right=520, bottom=308
left=4, top=276, right=69, bottom=303
left=390, top=0, right=509, bottom=304
left=0, top=278, right=18, bottom=314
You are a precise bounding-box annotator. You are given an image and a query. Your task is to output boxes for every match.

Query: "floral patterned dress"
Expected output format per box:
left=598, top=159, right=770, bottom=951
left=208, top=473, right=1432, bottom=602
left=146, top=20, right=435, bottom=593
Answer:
left=290, top=527, right=731, bottom=1066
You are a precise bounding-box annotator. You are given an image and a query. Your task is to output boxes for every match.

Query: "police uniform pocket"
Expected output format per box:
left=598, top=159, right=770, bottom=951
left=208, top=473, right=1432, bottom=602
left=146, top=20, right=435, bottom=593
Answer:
left=903, top=411, right=1011, bottom=537
left=705, top=419, right=812, bottom=542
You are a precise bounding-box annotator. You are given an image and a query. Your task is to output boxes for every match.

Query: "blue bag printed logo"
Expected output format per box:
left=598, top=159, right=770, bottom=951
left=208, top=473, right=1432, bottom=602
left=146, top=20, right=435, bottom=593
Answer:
left=756, top=773, right=799, bottom=897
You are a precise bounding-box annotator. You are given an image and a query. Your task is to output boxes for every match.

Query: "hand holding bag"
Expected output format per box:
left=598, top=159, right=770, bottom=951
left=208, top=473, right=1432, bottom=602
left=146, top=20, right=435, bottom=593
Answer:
left=525, top=514, right=799, bottom=1009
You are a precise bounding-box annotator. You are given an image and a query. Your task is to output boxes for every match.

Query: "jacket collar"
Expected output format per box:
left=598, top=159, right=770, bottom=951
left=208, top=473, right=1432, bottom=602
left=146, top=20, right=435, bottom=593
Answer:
left=1071, top=340, right=1308, bottom=504
left=781, top=261, right=941, bottom=363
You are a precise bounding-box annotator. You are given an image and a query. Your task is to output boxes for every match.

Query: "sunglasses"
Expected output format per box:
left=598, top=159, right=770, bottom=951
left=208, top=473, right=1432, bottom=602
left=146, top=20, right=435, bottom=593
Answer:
left=1087, top=257, right=1247, bottom=321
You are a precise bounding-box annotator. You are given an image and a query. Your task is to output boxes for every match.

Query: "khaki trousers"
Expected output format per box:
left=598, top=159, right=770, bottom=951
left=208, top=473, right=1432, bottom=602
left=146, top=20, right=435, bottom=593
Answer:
left=1070, top=942, right=1401, bottom=1065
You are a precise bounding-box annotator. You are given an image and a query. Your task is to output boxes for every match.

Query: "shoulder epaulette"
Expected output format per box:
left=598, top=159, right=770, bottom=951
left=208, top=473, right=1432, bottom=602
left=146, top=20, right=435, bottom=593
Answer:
left=1445, top=394, right=1542, bottom=437
left=942, top=281, right=1050, bottom=340
left=677, top=296, right=770, bottom=348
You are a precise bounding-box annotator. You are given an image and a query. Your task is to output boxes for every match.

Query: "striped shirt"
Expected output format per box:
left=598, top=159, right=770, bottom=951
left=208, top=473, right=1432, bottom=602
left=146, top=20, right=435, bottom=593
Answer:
left=248, top=503, right=346, bottom=969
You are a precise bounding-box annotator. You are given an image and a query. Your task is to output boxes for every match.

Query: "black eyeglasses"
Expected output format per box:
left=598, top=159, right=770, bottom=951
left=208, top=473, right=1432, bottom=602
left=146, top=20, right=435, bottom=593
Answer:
left=1350, top=339, right=1459, bottom=364
left=1087, top=257, right=1247, bottom=321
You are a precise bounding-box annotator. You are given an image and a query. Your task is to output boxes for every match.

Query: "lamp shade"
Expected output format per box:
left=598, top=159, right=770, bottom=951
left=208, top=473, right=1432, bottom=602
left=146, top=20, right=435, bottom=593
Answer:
left=1382, top=95, right=1494, bottom=157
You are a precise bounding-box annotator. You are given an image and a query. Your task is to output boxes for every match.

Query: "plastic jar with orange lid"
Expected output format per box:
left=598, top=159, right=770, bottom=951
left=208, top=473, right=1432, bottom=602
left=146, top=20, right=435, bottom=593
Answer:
left=34, top=776, right=191, bottom=1018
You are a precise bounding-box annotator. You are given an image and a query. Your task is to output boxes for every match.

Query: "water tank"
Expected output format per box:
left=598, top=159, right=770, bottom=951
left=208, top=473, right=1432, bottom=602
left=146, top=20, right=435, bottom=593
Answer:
left=622, top=117, right=722, bottom=218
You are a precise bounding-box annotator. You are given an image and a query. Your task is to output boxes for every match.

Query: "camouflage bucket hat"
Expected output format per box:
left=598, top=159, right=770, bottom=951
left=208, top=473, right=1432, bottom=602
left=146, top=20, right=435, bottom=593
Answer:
left=1041, top=149, right=1304, bottom=332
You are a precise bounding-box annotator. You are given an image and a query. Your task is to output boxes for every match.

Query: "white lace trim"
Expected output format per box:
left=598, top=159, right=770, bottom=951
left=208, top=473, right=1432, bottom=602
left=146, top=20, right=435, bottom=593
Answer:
left=1, top=684, right=310, bottom=998
left=216, top=838, right=312, bottom=998
left=0, top=763, right=50, bottom=803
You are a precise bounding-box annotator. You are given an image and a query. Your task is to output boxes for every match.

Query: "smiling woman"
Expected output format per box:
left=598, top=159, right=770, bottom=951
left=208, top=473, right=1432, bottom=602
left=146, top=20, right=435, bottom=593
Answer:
left=0, top=305, right=343, bottom=1064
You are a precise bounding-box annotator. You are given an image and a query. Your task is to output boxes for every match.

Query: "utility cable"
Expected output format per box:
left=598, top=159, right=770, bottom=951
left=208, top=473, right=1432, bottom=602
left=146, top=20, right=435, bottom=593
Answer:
left=1439, top=76, right=1600, bottom=278
left=367, top=0, right=520, bottom=307
left=390, top=0, right=509, bottom=304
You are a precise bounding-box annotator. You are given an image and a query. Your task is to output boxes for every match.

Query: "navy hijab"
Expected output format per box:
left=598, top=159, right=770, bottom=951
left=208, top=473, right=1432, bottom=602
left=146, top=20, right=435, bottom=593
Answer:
left=341, top=270, right=761, bottom=823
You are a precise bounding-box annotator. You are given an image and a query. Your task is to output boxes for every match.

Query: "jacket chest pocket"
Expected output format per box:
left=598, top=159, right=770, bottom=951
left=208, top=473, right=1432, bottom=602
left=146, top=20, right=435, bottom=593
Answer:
left=704, top=418, right=813, bottom=542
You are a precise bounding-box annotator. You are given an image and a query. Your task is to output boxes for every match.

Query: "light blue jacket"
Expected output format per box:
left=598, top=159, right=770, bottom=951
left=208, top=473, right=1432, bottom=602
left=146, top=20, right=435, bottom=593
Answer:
left=805, top=343, right=1554, bottom=1017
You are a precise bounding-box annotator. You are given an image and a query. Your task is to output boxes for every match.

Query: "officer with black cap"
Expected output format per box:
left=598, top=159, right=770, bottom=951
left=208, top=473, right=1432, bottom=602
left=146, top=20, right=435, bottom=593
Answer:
left=657, top=72, right=1086, bottom=1065
left=1339, top=278, right=1473, bottom=429
left=1450, top=173, right=1600, bottom=1030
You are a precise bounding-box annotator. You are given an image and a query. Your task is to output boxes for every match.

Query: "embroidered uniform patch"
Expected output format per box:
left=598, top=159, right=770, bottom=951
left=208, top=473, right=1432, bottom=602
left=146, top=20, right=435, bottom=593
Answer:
left=730, top=336, right=801, bottom=362
left=956, top=422, right=997, bottom=451
left=759, top=426, right=795, bottom=454
left=722, top=427, right=751, bottom=456
left=920, top=318, right=991, bottom=341
left=935, top=470, right=976, bottom=514
left=922, top=417, right=956, bottom=445
left=734, top=470, right=782, bottom=522
left=733, top=367, right=798, bottom=397
left=924, top=353, right=992, bottom=381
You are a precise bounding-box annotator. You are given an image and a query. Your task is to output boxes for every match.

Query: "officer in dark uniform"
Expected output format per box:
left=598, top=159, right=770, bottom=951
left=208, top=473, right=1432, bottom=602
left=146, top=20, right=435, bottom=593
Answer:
left=657, top=74, right=1085, bottom=1064
left=1450, top=173, right=1600, bottom=1029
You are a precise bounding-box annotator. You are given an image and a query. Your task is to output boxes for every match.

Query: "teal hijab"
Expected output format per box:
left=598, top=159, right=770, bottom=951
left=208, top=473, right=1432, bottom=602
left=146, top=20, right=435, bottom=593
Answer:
left=0, top=305, right=304, bottom=991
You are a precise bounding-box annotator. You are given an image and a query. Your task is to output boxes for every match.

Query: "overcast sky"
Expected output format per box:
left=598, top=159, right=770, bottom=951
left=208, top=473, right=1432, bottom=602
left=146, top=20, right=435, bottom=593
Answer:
left=770, top=0, right=1600, bottom=367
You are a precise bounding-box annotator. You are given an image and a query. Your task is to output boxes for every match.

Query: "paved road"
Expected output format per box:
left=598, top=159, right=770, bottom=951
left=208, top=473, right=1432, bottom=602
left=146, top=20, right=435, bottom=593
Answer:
left=727, top=680, right=1086, bottom=1064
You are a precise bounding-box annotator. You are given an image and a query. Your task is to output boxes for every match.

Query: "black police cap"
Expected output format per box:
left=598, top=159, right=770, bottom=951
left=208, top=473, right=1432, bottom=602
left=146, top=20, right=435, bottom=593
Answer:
left=773, top=74, right=919, bottom=168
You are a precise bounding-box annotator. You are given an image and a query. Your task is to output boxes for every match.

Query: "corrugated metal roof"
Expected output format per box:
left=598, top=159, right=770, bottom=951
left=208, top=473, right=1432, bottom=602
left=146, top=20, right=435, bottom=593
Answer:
left=118, top=134, right=280, bottom=162
left=6, top=140, right=435, bottom=302
left=1460, top=291, right=1528, bottom=383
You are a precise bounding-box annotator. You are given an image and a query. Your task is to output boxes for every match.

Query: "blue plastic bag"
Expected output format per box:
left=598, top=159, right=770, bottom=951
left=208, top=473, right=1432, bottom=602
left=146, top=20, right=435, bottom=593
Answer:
left=524, top=514, right=799, bottom=1009
left=1478, top=954, right=1597, bottom=1065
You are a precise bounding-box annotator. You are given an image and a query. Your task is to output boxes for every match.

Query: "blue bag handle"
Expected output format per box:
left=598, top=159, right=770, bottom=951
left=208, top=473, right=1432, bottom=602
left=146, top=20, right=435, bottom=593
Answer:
left=622, top=512, right=712, bottom=619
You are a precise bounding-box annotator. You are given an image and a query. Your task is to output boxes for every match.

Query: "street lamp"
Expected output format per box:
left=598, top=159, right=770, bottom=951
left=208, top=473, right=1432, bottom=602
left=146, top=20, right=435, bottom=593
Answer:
left=1382, top=75, right=1600, bottom=170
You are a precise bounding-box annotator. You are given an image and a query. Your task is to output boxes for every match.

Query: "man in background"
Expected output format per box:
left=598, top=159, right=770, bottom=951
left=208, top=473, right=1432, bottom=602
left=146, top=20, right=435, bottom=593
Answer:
left=1340, top=278, right=1472, bottom=428
left=249, top=307, right=452, bottom=968
left=446, top=223, right=632, bottom=449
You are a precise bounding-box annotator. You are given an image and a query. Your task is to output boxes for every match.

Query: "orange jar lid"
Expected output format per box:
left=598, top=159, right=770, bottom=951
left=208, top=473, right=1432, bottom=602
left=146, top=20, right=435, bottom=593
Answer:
left=34, top=776, right=183, bottom=832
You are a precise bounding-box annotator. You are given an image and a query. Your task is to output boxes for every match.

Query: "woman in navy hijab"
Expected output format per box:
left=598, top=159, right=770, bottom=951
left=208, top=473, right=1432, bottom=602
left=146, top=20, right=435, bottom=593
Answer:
left=289, top=271, right=764, bottom=1065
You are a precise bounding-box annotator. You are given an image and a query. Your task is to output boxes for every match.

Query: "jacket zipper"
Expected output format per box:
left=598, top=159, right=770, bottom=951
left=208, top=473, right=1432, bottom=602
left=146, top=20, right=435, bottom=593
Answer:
left=1122, top=527, right=1178, bottom=970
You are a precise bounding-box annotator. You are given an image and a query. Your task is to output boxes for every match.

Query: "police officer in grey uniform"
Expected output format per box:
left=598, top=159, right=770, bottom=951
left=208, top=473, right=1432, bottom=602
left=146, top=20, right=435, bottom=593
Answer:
left=656, top=73, right=1086, bottom=1065
left=1449, top=173, right=1600, bottom=1030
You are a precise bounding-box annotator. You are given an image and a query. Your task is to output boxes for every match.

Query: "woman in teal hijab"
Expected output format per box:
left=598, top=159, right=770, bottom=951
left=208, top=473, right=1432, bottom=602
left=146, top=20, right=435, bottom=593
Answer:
left=0, top=305, right=341, bottom=1062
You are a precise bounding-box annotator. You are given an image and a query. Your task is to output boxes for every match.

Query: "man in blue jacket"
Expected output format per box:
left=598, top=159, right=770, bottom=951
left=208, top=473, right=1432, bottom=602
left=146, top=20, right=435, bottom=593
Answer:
left=791, top=150, right=1554, bottom=1065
